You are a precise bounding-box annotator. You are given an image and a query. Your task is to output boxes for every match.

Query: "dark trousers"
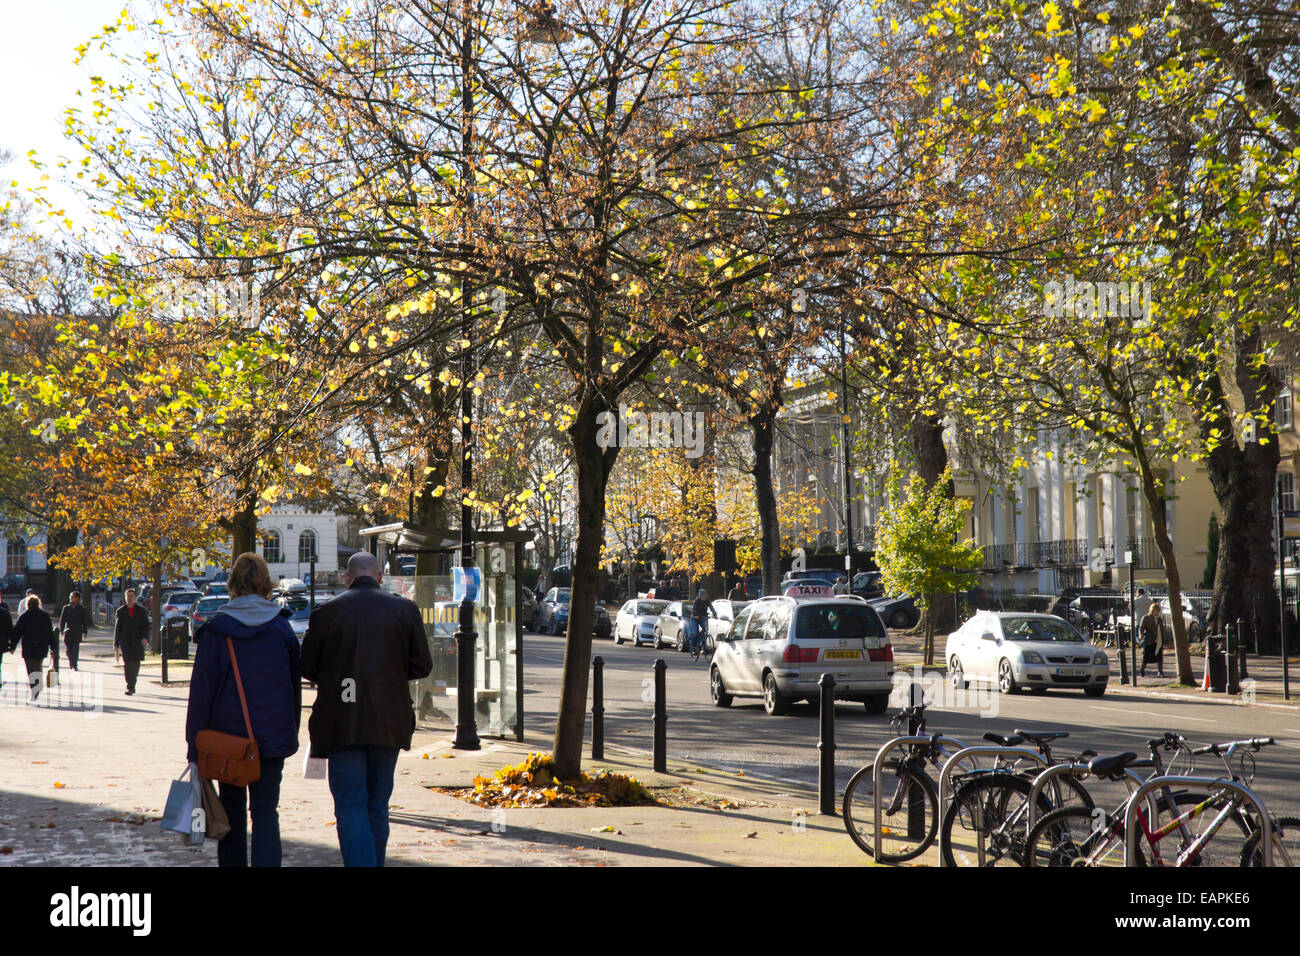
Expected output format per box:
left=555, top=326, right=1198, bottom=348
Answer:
left=217, top=757, right=286, bottom=867
left=123, top=658, right=141, bottom=693
left=328, top=746, right=400, bottom=867
left=24, top=658, right=43, bottom=698
left=64, top=638, right=80, bottom=670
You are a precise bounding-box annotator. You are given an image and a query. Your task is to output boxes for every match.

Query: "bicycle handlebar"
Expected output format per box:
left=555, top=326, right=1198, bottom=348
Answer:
left=1191, top=737, right=1275, bottom=756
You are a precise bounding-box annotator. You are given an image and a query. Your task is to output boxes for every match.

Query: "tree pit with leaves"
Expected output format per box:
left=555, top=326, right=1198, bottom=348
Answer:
left=432, top=752, right=657, bottom=810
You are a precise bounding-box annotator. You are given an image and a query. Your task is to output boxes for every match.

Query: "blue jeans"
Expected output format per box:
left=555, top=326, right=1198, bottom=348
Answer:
left=328, top=746, right=400, bottom=867
left=217, top=757, right=285, bottom=867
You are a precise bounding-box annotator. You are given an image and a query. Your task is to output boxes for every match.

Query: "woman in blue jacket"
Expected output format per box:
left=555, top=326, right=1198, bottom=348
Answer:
left=185, top=552, right=300, bottom=867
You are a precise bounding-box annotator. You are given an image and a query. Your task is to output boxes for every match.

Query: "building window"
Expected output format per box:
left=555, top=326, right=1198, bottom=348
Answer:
left=261, top=530, right=282, bottom=564
left=298, top=529, right=318, bottom=564
left=6, top=538, right=26, bottom=577
left=1277, top=378, right=1294, bottom=431
left=1280, top=473, right=1296, bottom=513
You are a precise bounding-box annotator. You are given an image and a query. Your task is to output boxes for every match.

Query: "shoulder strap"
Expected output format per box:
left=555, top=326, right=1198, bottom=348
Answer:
left=225, top=637, right=255, bottom=740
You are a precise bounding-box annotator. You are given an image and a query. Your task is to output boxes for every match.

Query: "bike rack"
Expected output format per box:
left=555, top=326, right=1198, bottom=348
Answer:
left=1123, top=775, right=1273, bottom=867
left=938, top=746, right=1049, bottom=867
left=870, top=734, right=967, bottom=861
left=1025, top=763, right=1157, bottom=830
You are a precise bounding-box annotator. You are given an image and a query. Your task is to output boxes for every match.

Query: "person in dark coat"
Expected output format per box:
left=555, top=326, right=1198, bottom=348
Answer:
left=59, top=591, right=90, bottom=671
left=727, top=579, right=746, bottom=601
left=0, top=599, right=12, bottom=687
left=14, top=595, right=54, bottom=699
left=301, top=551, right=432, bottom=867
left=186, top=552, right=300, bottom=868
left=114, top=589, right=150, bottom=695
left=1140, top=600, right=1167, bottom=679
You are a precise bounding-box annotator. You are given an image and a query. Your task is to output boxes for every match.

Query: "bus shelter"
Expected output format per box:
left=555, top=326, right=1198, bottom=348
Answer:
left=359, top=522, right=530, bottom=741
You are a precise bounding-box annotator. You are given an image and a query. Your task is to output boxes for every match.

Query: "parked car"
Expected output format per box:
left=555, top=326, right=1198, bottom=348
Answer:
left=521, top=587, right=538, bottom=630
left=536, top=587, right=609, bottom=638
left=869, top=594, right=920, bottom=629
left=708, top=599, right=752, bottom=650
left=613, top=599, right=669, bottom=646
left=277, top=593, right=322, bottom=641
left=851, top=571, right=884, bottom=599
left=945, top=612, right=1109, bottom=697
left=710, top=593, right=894, bottom=715
left=205, top=582, right=230, bottom=598
left=780, top=569, right=842, bottom=591
left=652, top=601, right=688, bottom=649
left=189, top=595, right=230, bottom=639
left=160, top=590, right=203, bottom=620
left=537, top=587, right=570, bottom=634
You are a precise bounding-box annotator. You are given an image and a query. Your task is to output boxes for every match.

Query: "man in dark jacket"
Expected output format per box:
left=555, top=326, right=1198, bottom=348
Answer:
left=301, top=551, right=432, bottom=866
left=14, top=595, right=54, bottom=699
left=0, top=599, right=12, bottom=687
left=114, top=589, right=150, bottom=695
left=59, top=591, right=90, bottom=671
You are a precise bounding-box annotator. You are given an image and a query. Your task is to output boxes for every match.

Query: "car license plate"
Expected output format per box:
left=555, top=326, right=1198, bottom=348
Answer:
left=1055, top=668, right=1086, bottom=676
left=823, top=650, right=862, bottom=660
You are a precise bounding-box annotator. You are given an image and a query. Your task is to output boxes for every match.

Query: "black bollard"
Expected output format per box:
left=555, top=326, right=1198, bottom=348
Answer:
left=1237, top=616, right=1249, bottom=681
left=1227, top=622, right=1241, bottom=696
left=591, top=656, right=605, bottom=759
left=818, top=673, right=836, bottom=815
left=653, top=659, right=666, bottom=773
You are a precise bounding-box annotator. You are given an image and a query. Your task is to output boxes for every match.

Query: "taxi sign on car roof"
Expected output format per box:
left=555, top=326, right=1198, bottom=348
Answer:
left=783, top=583, right=834, bottom=600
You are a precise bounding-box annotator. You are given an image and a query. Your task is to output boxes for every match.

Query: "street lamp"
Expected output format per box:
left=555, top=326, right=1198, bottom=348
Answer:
left=453, top=0, right=481, bottom=751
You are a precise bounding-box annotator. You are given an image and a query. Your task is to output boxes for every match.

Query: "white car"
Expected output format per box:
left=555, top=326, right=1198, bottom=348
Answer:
left=613, top=599, right=670, bottom=646
left=946, top=612, right=1109, bottom=697
left=710, top=593, right=895, bottom=715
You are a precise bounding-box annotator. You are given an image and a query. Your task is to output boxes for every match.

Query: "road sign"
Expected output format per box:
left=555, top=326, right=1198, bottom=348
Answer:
left=1284, top=511, right=1300, bottom=540
left=453, top=566, right=482, bottom=602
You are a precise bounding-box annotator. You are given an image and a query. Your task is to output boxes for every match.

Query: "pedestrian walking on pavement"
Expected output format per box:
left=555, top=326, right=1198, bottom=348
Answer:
left=0, top=599, right=12, bottom=686
left=1140, top=600, right=1167, bottom=679
left=301, top=551, right=432, bottom=867
left=14, top=594, right=54, bottom=699
left=728, top=579, right=746, bottom=601
left=59, top=591, right=90, bottom=672
left=114, top=589, right=150, bottom=696
left=185, top=551, right=300, bottom=868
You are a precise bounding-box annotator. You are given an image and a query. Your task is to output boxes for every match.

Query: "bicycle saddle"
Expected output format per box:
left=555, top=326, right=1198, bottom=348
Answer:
left=1013, top=729, right=1070, bottom=744
left=983, top=732, right=1026, bottom=748
left=1088, top=752, right=1139, bottom=780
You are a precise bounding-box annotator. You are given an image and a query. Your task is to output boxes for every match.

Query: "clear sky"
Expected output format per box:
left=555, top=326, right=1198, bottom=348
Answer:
left=0, top=1, right=137, bottom=232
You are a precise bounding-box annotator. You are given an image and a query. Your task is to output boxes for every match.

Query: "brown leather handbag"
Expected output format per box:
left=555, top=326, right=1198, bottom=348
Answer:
left=195, top=637, right=261, bottom=786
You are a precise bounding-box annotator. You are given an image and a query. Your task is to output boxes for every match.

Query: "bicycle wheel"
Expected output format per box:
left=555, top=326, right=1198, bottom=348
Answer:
left=1025, top=805, right=1127, bottom=867
left=996, top=771, right=1093, bottom=819
left=940, top=774, right=1052, bottom=867
left=842, top=760, right=938, bottom=863
left=1151, top=790, right=1252, bottom=867
left=1240, top=816, right=1300, bottom=866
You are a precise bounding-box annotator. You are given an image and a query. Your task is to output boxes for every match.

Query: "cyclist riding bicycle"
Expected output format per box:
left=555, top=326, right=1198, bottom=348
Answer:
left=689, top=587, right=710, bottom=657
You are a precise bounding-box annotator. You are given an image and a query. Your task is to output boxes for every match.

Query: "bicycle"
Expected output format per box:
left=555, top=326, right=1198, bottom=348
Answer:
left=841, top=704, right=961, bottom=862
left=938, top=728, right=1100, bottom=867
left=1025, top=736, right=1277, bottom=867
left=689, top=617, right=708, bottom=661
left=842, top=707, right=1093, bottom=864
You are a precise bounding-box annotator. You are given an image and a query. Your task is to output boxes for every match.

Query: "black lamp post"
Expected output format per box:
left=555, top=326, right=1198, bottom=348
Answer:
left=453, top=0, right=481, bottom=751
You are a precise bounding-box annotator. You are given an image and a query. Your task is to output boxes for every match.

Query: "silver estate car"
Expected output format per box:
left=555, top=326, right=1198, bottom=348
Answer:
left=709, top=594, right=894, bottom=716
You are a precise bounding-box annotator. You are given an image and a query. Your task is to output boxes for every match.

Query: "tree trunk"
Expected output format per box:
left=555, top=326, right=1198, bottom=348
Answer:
left=228, top=492, right=259, bottom=558
left=751, top=407, right=782, bottom=596
left=1196, top=349, right=1281, bottom=652
left=911, top=414, right=956, bottom=635
left=552, top=399, right=617, bottom=780
left=47, top=526, right=79, bottom=607
left=1138, top=469, right=1193, bottom=684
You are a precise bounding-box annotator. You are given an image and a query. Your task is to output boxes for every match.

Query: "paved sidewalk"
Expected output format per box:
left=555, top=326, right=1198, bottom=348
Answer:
left=0, top=640, right=882, bottom=867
